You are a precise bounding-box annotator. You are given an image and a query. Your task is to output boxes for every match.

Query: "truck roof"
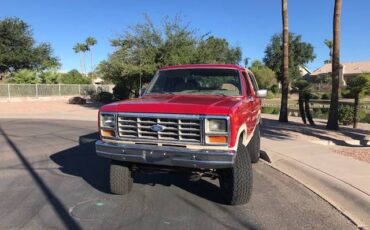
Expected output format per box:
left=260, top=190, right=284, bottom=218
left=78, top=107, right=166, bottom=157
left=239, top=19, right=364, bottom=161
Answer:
left=160, top=64, right=246, bottom=71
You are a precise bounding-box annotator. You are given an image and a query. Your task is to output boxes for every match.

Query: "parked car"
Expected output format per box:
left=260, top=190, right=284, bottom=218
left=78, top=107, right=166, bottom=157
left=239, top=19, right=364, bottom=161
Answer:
left=96, top=64, right=266, bottom=205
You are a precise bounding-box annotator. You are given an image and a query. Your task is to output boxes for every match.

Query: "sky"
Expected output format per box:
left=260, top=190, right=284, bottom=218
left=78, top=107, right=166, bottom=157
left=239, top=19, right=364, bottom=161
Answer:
left=1, top=0, right=370, bottom=72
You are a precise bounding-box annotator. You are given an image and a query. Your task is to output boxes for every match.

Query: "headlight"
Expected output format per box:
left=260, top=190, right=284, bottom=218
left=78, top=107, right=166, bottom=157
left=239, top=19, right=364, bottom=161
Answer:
left=208, top=119, right=227, bottom=132
left=100, top=114, right=115, bottom=128
left=205, top=118, right=229, bottom=145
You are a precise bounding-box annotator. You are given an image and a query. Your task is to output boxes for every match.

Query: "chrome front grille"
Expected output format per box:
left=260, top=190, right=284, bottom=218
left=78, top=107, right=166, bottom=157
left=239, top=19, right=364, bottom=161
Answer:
left=117, top=114, right=202, bottom=143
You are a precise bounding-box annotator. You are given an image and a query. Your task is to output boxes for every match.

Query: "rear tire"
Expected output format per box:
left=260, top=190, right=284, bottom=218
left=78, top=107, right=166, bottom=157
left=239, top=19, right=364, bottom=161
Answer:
left=110, top=160, right=133, bottom=195
left=248, top=125, right=261, bottom=163
left=218, top=141, right=253, bottom=205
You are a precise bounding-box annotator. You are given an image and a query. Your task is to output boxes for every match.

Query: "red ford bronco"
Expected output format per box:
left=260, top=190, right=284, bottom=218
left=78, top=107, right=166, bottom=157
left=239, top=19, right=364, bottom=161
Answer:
left=96, top=64, right=266, bottom=205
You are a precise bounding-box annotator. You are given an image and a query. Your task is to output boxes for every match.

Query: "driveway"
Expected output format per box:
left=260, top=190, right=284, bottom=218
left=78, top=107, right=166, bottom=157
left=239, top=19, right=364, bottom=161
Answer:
left=0, top=119, right=355, bottom=229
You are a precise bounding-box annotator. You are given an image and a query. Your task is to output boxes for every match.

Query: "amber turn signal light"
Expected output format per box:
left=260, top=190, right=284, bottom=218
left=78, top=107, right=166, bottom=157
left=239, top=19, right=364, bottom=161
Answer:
left=101, top=129, right=115, bottom=137
left=208, top=135, right=227, bottom=144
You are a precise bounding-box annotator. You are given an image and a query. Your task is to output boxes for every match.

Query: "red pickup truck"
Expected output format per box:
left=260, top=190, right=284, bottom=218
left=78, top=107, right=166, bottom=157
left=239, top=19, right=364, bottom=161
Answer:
left=96, top=64, right=266, bottom=205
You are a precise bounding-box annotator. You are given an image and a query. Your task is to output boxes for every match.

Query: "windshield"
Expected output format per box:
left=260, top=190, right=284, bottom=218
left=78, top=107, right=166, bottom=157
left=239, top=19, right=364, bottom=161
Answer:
left=146, top=68, right=242, bottom=96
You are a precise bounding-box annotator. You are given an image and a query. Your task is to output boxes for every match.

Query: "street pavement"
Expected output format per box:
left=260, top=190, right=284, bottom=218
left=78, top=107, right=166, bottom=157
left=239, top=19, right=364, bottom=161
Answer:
left=0, top=119, right=355, bottom=230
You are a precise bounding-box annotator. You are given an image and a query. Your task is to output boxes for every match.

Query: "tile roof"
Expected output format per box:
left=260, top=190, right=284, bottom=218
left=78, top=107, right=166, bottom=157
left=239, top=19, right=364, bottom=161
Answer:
left=311, top=60, right=370, bottom=76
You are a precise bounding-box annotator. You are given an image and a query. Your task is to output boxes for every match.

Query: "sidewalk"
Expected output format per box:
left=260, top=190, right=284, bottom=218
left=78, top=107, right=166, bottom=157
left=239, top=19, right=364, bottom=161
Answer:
left=261, top=115, right=370, bottom=229
left=0, top=99, right=99, bottom=121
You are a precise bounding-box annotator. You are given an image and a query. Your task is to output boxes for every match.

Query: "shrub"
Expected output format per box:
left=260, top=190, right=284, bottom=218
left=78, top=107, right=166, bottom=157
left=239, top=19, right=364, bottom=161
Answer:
left=272, top=108, right=280, bottom=114
left=40, top=71, right=61, bottom=84
left=310, top=93, right=320, bottom=100
left=266, top=91, right=275, bottom=99
left=360, top=114, right=370, bottom=123
left=321, top=93, right=330, bottom=100
left=113, top=82, right=131, bottom=100
left=341, top=88, right=354, bottom=98
left=8, top=69, right=39, bottom=84
left=97, top=92, right=114, bottom=103
left=312, top=108, right=329, bottom=119
left=262, top=107, right=275, bottom=114
left=262, top=107, right=280, bottom=114
left=68, top=96, right=86, bottom=104
left=270, top=84, right=279, bottom=94
left=338, top=106, right=354, bottom=125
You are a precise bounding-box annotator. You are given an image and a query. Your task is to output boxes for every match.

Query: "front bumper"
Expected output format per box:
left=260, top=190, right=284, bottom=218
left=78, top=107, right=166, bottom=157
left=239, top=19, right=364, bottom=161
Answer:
left=95, top=140, right=235, bottom=169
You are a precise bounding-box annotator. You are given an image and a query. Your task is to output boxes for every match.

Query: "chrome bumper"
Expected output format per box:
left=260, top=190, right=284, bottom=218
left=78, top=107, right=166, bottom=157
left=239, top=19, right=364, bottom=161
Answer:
left=95, top=140, right=235, bottom=169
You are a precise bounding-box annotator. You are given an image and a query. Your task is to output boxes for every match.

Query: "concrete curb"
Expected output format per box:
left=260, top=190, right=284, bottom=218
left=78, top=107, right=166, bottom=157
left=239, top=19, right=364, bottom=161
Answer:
left=261, top=148, right=370, bottom=230
left=0, top=115, right=97, bottom=122
left=309, top=139, right=370, bottom=147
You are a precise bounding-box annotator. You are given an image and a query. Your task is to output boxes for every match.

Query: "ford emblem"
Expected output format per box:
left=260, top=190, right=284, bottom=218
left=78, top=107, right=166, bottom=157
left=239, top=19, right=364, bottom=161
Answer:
left=151, top=124, right=165, bottom=132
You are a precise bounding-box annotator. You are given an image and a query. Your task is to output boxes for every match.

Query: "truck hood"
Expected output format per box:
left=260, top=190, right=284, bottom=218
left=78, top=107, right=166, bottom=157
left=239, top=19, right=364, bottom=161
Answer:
left=100, top=94, right=242, bottom=115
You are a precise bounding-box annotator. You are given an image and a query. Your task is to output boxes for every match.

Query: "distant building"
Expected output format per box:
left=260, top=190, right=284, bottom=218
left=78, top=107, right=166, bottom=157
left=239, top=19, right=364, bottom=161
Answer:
left=310, top=61, right=370, bottom=89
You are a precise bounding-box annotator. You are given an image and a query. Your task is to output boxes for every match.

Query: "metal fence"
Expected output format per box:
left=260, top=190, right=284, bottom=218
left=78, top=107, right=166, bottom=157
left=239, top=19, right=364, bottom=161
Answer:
left=0, top=84, right=114, bottom=99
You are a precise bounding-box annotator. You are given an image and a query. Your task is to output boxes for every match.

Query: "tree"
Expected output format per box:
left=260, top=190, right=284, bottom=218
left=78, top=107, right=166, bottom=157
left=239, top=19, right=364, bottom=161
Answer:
left=326, top=0, right=342, bottom=130
left=73, top=43, right=83, bottom=75
left=73, top=42, right=89, bottom=75
left=324, top=39, right=333, bottom=63
left=0, top=17, right=60, bottom=73
left=281, top=0, right=289, bottom=122
left=263, top=33, right=316, bottom=82
left=86, top=37, right=97, bottom=74
left=60, top=69, right=91, bottom=84
left=250, top=60, right=276, bottom=89
left=196, top=36, right=241, bottom=64
left=263, top=31, right=315, bottom=123
left=99, top=15, right=242, bottom=99
left=345, top=74, right=370, bottom=128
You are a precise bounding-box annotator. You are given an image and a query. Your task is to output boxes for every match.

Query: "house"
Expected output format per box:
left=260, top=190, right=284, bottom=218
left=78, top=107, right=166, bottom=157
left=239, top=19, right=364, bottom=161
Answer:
left=310, top=60, right=370, bottom=89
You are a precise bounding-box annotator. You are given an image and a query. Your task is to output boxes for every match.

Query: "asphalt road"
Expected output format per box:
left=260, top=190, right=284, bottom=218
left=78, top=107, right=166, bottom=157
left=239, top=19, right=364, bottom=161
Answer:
left=0, top=119, right=355, bottom=230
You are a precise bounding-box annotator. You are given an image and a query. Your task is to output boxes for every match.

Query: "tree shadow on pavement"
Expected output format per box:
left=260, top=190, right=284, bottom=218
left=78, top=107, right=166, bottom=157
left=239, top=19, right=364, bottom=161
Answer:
left=0, top=126, right=82, bottom=230
left=261, top=118, right=369, bottom=147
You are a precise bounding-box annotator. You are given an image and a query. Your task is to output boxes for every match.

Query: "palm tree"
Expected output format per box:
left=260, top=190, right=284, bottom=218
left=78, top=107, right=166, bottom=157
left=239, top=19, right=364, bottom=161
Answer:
left=279, top=0, right=289, bottom=122
left=292, top=79, right=315, bottom=125
left=73, top=43, right=83, bottom=74
left=80, top=43, right=89, bottom=76
left=345, top=74, right=370, bottom=128
left=324, top=39, right=333, bottom=63
left=86, top=37, right=97, bottom=75
left=326, top=0, right=342, bottom=130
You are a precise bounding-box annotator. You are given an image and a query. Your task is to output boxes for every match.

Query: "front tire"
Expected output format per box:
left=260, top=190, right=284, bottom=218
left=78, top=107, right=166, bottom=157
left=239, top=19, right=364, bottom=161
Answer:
left=110, top=160, right=133, bottom=195
left=218, top=141, right=253, bottom=205
left=248, top=125, right=261, bottom=163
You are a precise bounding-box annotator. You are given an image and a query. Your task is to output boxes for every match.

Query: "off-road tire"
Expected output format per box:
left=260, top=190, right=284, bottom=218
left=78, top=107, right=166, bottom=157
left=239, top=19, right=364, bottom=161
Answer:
left=110, top=160, right=133, bottom=195
left=248, top=125, right=261, bottom=163
left=218, top=141, right=253, bottom=205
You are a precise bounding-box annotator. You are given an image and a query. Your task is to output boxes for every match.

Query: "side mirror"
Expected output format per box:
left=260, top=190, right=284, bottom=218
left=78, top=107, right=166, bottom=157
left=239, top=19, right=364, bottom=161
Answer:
left=256, top=89, right=267, bottom=98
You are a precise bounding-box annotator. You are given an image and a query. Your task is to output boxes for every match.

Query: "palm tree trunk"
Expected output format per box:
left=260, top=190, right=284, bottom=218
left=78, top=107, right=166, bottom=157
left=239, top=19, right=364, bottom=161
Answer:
left=279, top=0, right=289, bottom=123
left=353, top=93, right=359, bottom=128
left=326, top=0, right=342, bottom=130
left=79, top=54, right=83, bottom=74
left=82, top=53, right=86, bottom=76
left=298, top=92, right=307, bottom=124
left=90, top=50, right=93, bottom=78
